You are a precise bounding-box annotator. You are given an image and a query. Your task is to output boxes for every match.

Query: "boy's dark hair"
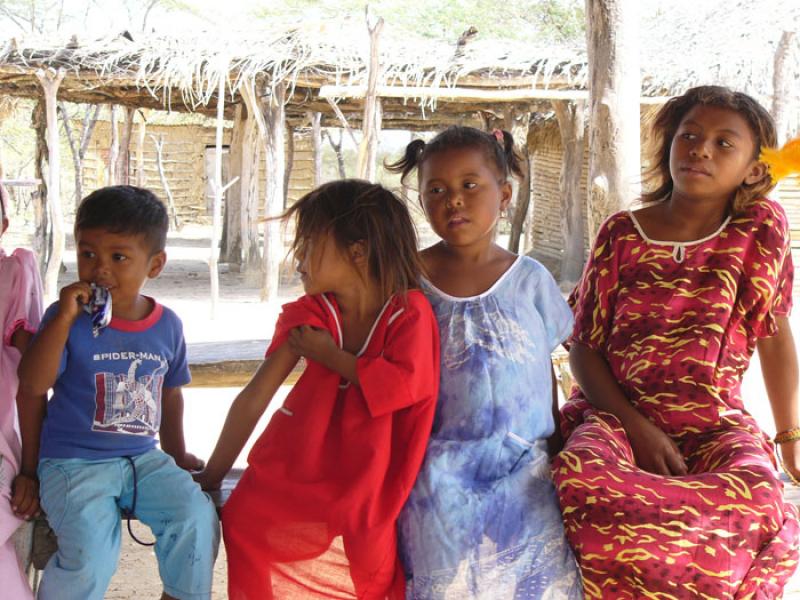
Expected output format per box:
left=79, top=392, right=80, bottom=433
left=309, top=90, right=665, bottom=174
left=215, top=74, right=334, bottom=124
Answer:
left=642, top=85, right=777, bottom=214
left=385, top=125, right=525, bottom=185
left=75, top=185, right=169, bottom=253
left=282, top=179, right=424, bottom=300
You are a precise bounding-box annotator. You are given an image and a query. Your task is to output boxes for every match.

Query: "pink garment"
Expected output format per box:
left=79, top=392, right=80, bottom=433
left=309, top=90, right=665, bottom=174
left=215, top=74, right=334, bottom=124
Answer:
left=0, top=246, right=43, bottom=600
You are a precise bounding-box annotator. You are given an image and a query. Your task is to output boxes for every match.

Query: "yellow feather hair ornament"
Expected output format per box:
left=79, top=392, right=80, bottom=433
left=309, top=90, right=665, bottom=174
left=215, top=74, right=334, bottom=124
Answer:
left=759, top=137, right=800, bottom=183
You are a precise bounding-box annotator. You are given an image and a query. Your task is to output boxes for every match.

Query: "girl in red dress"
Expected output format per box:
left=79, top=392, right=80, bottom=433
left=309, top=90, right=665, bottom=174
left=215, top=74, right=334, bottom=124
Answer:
left=195, top=179, right=440, bottom=600
left=553, top=86, right=800, bottom=598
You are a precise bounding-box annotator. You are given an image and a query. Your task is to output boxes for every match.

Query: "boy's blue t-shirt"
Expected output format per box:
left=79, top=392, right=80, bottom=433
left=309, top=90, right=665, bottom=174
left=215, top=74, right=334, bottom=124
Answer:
left=38, top=299, right=191, bottom=460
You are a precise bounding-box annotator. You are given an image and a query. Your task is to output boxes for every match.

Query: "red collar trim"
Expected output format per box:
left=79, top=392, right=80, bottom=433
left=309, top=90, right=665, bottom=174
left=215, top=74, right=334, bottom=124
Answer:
left=109, top=298, right=163, bottom=332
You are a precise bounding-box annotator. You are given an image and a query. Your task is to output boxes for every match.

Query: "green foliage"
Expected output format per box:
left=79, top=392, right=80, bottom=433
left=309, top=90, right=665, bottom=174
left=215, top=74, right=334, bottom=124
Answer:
left=252, top=0, right=585, bottom=46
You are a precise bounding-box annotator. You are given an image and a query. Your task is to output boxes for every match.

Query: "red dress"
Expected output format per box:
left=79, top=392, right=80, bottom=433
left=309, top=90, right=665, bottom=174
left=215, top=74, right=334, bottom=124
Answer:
left=222, top=290, right=439, bottom=600
left=552, top=198, right=800, bottom=598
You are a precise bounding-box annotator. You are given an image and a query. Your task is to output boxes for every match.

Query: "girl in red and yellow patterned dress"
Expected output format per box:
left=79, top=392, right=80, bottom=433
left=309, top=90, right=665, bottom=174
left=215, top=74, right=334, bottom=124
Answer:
left=553, top=85, right=800, bottom=598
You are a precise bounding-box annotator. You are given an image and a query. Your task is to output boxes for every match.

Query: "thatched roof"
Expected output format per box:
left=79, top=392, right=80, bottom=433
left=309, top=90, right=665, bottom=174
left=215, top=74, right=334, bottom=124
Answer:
left=0, top=2, right=797, bottom=130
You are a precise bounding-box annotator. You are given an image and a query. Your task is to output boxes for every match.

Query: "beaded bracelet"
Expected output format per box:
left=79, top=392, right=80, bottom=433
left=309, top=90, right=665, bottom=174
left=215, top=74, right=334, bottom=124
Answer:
left=779, top=455, right=800, bottom=487
left=774, top=428, right=800, bottom=445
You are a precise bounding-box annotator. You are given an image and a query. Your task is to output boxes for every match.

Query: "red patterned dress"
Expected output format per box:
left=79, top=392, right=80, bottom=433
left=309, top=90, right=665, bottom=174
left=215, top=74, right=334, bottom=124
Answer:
left=552, top=197, right=800, bottom=599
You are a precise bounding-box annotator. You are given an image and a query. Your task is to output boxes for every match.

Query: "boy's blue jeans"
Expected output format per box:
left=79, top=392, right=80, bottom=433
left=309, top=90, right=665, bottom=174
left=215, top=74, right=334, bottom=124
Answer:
left=37, top=449, right=220, bottom=600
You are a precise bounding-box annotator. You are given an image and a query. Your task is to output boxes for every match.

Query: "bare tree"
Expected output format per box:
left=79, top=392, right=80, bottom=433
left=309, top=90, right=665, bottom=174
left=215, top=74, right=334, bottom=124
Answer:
left=59, top=102, right=100, bottom=208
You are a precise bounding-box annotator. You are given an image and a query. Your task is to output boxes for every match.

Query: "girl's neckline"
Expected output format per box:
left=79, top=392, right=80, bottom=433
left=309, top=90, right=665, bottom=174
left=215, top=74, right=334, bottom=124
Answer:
left=423, top=255, right=523, bottom=302
left=627, top=209, right=731, bottom=247
left=320, top=293, right=394, bottom=357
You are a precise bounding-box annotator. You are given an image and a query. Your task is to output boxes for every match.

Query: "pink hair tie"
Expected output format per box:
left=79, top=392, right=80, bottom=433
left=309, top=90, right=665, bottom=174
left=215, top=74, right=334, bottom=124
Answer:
left=492, top=129, right=504, bottom=143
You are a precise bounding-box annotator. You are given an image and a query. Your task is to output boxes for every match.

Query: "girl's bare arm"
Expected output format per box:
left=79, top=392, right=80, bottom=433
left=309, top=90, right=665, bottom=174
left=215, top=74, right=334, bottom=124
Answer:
left=194, top=344, right=300, bottom=490
left=757, top=316, right=800, bottom=478
left=570, top=342, right=687, bottom=476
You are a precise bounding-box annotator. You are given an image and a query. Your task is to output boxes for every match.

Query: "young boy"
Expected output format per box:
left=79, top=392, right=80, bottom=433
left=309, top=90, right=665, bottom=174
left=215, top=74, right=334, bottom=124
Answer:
left=15, top=186, right=219, bottom=600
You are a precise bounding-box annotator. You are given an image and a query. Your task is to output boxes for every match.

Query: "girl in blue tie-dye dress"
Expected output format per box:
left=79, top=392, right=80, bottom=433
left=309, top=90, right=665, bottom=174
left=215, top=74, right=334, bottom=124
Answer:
left=388, top=126, right=582, bottom=599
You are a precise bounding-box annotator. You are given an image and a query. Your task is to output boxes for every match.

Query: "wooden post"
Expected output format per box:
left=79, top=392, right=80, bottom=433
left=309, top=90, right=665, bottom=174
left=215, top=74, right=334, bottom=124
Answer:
left=35, top=68, right=65, bottom=299
left=136, top=110, right=147, bottom=187
left=221, top=103, right=245, bottom=267
left=357, top=12, right=384, bottom=181
left=239, top=82, right=264, bottom=275
left=117, top=107, right=135, bottom=184
left=284, top=123, right=295, bottom=207
left=772, top=31, right=797, bottom=146
left=508, top=112, right=532, bottom=254
left=32, top=100, right=49, bottom=276
left=311, top=111, right=323, bottom=186
left=585, top=0, right=641, bottom=237
left=261, top=82, right=287, bottom=301
left=150, top=134, right=179, bottom=228
left=209, top=71, right=228, bottom=318
left=554, top=100, right=587, bottom=286
left=108, top=105, right=118, bottom=186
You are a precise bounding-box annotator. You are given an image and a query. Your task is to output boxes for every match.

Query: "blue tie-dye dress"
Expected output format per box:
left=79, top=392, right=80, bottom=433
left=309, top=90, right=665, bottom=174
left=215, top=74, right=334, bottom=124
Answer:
left=398, top=256, right=582, bottom=599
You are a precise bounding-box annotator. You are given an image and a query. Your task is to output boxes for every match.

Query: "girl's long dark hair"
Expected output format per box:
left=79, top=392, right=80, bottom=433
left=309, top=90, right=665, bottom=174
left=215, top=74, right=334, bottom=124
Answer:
left=282, top=179, right=424, bottom=300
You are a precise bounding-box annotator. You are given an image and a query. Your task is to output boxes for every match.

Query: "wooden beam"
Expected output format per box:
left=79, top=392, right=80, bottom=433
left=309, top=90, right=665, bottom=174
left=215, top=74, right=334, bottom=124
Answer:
left=320, top=84, right=672, bottom=105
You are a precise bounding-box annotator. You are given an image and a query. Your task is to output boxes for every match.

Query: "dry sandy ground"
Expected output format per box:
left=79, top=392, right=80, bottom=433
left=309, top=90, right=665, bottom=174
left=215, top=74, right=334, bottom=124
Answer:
left=9, top=223, right=800, bottom=598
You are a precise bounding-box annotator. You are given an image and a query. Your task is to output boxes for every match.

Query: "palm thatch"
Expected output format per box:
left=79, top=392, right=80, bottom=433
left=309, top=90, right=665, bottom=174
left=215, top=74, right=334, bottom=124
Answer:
left=0, top=2, right=797, bottom=130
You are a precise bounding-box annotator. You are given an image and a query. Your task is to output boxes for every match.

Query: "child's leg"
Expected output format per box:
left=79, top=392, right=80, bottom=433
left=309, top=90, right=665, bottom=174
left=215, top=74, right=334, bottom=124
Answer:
left=124, top=449, right=219, bottom=600
left=553, top=412, right=800, bottom=598
left=36, top=458, right=124, bottom=600
left=686, top=425, right=800, bottom=599
left=0, top=456, right=34, bottom=600
left=343, top=527, right=403, bottom=600
left=221, top=467, right=276, bottom=600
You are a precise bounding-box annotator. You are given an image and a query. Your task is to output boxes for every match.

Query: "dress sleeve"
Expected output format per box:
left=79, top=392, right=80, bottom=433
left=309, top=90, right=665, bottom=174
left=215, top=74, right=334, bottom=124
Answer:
left=529, top=260, right=574, bottom=352
left=265, top=294, right=334, bottom=357
left=356, top=295, right=439, bottom=419
left=2, top=248, right=44, bottom=347
left=749, top=200, right=794, bottom=338
left=568, top=215, right=622, bottom=351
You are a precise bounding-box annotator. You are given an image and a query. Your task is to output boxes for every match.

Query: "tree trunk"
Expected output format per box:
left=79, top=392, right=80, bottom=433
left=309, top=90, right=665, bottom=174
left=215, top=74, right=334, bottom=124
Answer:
left=283, top=123, right=294, bottom=207
left=108, top=105, right=118, bottom=186
left=221, top=103, right=245, bottom=266
left=357, top=14, right=384, bottom=181
left=136, top=110, right=147, bottom=186
left=35, top=68, right=66, bottom=299
left=60, top=102, right=100, bottom=209
left=325, top=130, right=347, bottom=178
left=585, top=0, right=641, bottom=237
left=150, top=134, right=179, bottom=229
left=772, top=31, right=797, bottom=146
left=32, top=99, right=49, bottom=277
left=239, top=82, right=264, bottom=276
left=117, top=107, right=135, bottom=184
left=261, top=82, right=287, bottom=301
left=508, top=112, right=532, bottom=254
left=208, top=74, right=226, bottom=318
left=311, top=111, right=323, bottom=186
left=554, top=100, right=587, bottom=286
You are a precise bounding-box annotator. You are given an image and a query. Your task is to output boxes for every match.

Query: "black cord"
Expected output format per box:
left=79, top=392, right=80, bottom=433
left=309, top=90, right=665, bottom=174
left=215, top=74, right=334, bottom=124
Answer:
left=123, top=456, right=155, bottom=547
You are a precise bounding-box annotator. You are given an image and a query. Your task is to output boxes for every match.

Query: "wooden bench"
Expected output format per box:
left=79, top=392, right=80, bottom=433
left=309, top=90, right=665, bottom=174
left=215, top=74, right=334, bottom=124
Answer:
left=20, top=468, right=244, bottom=593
